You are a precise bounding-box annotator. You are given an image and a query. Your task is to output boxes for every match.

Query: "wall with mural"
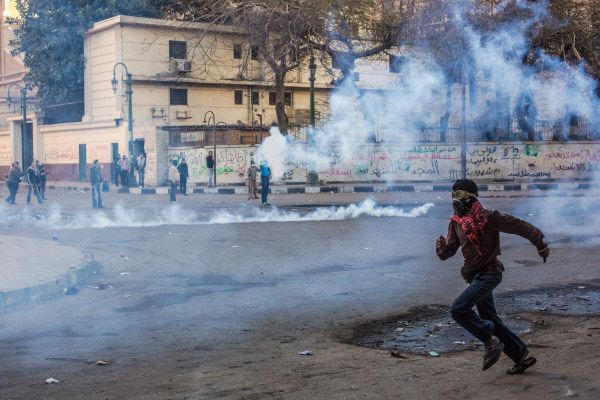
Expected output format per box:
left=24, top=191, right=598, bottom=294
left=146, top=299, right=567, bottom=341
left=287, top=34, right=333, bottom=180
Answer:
left=168, top=142, right=600, bottom=185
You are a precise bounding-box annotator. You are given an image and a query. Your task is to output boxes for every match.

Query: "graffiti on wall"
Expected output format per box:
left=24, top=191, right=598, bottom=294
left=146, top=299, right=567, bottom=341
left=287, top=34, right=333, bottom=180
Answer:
left=168, top=142, right=600, bottom=185
left=44, top=143, right=111, bottom=164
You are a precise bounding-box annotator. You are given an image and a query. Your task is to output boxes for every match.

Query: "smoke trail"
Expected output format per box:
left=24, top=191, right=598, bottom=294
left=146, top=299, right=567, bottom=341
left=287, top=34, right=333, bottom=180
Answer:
left=0, top=199, right=434, bottom=230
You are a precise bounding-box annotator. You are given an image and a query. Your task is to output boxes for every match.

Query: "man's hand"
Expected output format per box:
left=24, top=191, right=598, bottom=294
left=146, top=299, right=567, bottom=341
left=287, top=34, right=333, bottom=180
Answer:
left=538, top=245, right=549, bottom=263
left=436, top=236, right=447, bottom=253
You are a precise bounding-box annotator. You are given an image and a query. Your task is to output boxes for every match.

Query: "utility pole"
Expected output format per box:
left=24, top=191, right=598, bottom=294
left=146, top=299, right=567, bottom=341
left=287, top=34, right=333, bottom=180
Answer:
left=307, top=46, right=319, bottom=185
left=111, top=62, right=136, bottom=186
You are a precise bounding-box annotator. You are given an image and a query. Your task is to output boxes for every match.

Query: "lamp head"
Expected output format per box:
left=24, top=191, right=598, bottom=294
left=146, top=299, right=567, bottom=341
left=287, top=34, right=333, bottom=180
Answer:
left=111, top=76, right=118, bottom=94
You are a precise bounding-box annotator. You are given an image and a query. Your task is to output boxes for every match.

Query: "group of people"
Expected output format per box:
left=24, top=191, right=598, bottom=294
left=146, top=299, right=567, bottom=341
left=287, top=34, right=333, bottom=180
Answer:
left=246, top=160, right=271, bottom=206
left=112, top=153, right=147, bottom=188
left=4, top=160, right=48, bottom=205
left=167, top=151, right=271, bottom=206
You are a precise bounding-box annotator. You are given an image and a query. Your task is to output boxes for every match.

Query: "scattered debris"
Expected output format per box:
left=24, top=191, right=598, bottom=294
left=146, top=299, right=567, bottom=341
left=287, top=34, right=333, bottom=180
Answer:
left=428, top=351, right=440, bottom=357
left=578, top=286, right=586, bottom=289
left=120, top=272, right=131, bottom=276
left=52, top=236, right=59, bottom=241
left=577, top=296, right=591, bottom=301
left=565, top=387, right=575, bottom=397
left=453, top=341, right=466, bottom=345
left=88, top=284, right=113, bottom=290
left=395, top=327, right=404, bottom=333
left=390, top=350, right=408, bottom=359
left=298, top=350, right=313, bottom=356
left=95, top=360, right=111, bottom=366
left=45, top=378, right=60, bottom=384
left=65, top=286, right=78, bottom=296
left=232, top=245, right=239, bottom=248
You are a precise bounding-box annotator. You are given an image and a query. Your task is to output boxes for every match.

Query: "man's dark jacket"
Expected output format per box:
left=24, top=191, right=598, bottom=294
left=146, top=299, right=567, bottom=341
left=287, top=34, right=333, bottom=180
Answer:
left=90, top=164, right=102, bottom=185
left=436, top=208, right=546, bottom=282
left=177, top=163, right=189, bottom=178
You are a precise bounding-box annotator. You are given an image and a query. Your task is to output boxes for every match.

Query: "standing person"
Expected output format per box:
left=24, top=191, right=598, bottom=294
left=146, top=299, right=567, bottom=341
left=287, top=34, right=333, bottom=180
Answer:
left=259, top=160, right=271, bottom=206
left=177, top=158, right=189, bottom=195
left=247, top=160, right=259, bottom=200
left=137, top=152, right=147, bottom=188
left=113, top=154, right=121, bottom=186
left=37, top=161, right=48, bottom=200
left=436, top=179, right=549, bottom=374
left=25, top=160, right=43, bottom=205
left=119, top=154, right=130, bottom=187
left=5, top=162, right=23, bottom=205
left=168, top=160, right=179, bottom=202
left=90, top=159, right=104, bottom=209
left=206, top=151, right=214, bottom=187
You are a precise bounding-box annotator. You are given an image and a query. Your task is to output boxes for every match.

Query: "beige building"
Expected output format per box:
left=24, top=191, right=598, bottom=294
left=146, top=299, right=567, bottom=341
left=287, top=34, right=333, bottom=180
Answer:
left=35, top=15, right=344, bottom=185
left=0, top=0, right=30, bottom=176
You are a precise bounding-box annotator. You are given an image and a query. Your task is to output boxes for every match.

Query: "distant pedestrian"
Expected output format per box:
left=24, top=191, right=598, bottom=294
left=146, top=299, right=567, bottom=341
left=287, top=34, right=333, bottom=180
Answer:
left=137, top=152, right=147, bottom=188
left=436, top=179, right=549, bottom=374
left=259, top=160, right=271, bottom=206
left=177, top=158, right=189, bottom=195
left=5, top=162, right=23, bottom=205
left=206, top=151, right=214, bottom=187
left=119, top=154, right=130, bottom=187
left=25, top=160, right=43, bottom=204
left=113, top=155, right=121, bottom=186
left=90, top=159, right=104, bottom=209
left=247, top=160, right=259, bottom=200
left=37, top=161, right=48, bottom=200
left=168, top=160, right=179, bottom=202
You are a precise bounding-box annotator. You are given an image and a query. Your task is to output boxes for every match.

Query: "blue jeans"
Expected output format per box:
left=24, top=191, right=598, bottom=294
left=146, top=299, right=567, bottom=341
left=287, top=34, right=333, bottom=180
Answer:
left=92, top=183, right=103, bottom=208
left=170, top=182, right=177, bottom=202
left=138, top=168, right=145, bottom=187
left=27, top=183, right=43, bottom=204
left=451, top=273, right=527, bottom=363
left=261, top=176, right=269, bottom=204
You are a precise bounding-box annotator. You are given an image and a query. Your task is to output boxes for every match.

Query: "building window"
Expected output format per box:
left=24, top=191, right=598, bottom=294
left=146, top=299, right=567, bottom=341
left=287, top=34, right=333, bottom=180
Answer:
left=284, top=92, right=293, bottom=107
left=170, top=88, right=188, bottom=105
left=234, top=90, right=243, bottom=105
left=269, top=92, right=276, bottom=106
left=169, top=41, right=187, bottom=59
left=233, top=44, right=242, bottom=59
left=251, top=92, right=260, bottom=105
left=251, top=45, right=259, bottom=60
left=389, top=55, right=405, bottom=73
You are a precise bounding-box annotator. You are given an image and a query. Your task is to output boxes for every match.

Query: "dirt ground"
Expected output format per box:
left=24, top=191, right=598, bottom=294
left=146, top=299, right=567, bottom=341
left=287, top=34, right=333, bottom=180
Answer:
left=3, top=310, right=598, bottom=400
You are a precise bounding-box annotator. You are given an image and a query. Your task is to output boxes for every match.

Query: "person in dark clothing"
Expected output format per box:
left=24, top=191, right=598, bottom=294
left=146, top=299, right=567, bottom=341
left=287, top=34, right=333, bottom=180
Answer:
left=25, top=160, right=43, bottom=205
left=206, top=151, right=214, bottom=187
left=5, top=162, right=23, bottom=205
left=37, top=161, right=48, bottom=200
left=113, top=155, right=121, bottom=186
left=177, top=159, right=189, bottom=195
left=436, top=179, right=549, bottom=374
left=259, top=160, right=271, bottom=206
left=90, top=159, right=104, bottom=209
left=137, top=153, right=147, bottom=188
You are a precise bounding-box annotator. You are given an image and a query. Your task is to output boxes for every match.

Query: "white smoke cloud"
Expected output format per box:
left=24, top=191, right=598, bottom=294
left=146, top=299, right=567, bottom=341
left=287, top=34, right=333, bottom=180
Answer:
left=0, top=200, right=434, bottom=230
left=256, top=1, right=599, bottom=181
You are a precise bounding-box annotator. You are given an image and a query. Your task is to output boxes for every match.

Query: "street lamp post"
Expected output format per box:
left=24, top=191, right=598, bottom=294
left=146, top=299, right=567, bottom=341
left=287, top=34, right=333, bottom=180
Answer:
left=111, top=62, right=136, bottom=186
left=307, top=46, right=319, bottom=185
left=6, top=83, right=30, bottom=166
left=203, top=111, right=217, bottom=187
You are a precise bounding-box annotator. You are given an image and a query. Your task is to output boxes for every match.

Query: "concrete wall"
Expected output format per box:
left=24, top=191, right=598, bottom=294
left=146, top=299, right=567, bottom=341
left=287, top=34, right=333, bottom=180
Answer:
left=168, top=142, right=600, bottom=185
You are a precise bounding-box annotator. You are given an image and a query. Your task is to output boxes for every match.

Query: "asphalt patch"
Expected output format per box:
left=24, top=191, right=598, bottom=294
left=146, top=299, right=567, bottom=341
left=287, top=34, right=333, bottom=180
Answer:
left=351, top=283, right=600, bottom=355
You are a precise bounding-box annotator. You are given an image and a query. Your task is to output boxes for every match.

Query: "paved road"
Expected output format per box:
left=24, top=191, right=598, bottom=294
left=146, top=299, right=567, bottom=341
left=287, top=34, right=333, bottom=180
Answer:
left=0, top=190, right=598, bottom=399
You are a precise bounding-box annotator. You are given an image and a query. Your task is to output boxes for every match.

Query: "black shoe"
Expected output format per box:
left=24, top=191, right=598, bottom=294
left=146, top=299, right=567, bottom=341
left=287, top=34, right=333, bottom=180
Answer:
left=483, top=336, right=504, bottom=371
left=507, top=349, right=537, bottom=375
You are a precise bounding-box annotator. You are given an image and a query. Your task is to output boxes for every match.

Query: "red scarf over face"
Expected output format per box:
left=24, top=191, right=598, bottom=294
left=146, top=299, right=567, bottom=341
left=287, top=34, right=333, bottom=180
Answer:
left=450, top=200, right=487, bottom=255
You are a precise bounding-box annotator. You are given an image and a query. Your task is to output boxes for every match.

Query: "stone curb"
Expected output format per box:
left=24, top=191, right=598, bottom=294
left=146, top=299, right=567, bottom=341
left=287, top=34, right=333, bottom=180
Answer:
left=45, top=182, right=599, bottom=196
left=0, top=254, right=102, bottom=309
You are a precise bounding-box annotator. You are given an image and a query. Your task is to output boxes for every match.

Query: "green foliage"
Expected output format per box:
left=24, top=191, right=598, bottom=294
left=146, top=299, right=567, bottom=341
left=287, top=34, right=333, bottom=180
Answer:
left=10, top=0, right=165, bottom=123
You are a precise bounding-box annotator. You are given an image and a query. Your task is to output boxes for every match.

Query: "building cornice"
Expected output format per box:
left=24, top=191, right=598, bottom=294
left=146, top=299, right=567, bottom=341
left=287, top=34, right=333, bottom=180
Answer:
left=87, top=15, right=243, bottom=37
left=132, top=75, right=332, bottom=90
